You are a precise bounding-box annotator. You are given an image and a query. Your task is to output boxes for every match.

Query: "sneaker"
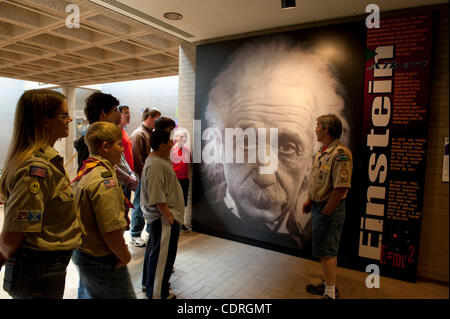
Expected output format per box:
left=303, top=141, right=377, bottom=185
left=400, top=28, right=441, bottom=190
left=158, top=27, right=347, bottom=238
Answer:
left=306, top=281, right=339, bottom=297
left=131, top=236, right=146, bottom=247
left=180, top=224, right=190, bottom=233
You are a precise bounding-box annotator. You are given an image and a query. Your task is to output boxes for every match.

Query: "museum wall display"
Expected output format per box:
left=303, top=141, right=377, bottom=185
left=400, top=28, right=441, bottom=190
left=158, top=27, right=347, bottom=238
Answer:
left=192, top=9, right=433, bottom=282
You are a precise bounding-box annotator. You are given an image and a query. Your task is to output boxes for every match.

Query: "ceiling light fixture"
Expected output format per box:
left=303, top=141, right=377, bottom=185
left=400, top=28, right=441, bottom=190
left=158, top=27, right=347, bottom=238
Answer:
left=281, top=0, right=296, bottom=9
left=163, top=12, right=183, bottom=20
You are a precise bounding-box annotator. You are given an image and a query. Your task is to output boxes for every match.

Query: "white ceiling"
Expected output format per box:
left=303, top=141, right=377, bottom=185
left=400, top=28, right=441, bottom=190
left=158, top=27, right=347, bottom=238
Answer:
left=89, top=0, right=447, bottom=42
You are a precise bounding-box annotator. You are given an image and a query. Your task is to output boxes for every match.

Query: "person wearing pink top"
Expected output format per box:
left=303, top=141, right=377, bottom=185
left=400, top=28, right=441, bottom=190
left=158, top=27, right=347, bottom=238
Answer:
left=171, top=128, right=192, bottom=232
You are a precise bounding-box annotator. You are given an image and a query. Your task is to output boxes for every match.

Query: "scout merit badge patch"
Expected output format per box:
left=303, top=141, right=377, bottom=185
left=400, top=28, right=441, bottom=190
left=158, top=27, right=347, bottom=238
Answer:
left=17, top=211, right=41, bottom=222
left=29, top=166, right=47, bottom=178
left=101, top=171, right=113, bottom=178
left=29, top=181, right=40, bottom=194
left=340, top=169, right=349, bottom=182
left=104, top=178, right=117, bottom=188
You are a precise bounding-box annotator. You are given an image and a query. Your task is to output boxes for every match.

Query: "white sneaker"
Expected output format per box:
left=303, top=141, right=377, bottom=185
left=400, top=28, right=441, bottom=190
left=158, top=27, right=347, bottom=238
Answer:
left=131, top=236, right=146, bottom=247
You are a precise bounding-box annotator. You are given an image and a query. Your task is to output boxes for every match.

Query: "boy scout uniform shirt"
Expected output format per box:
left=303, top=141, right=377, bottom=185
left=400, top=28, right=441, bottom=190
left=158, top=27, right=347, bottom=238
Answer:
left=308, top=139, right=353, bottom=203
left=3, top=145, right=81, bottom=251
left=73, top=155, right=127, bottom=257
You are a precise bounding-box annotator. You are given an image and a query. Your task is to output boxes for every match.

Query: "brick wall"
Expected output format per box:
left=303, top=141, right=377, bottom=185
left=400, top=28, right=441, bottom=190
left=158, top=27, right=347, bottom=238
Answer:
left=178, top=43, right=197, bottom=224
left=178, top=5, right=449, bottom=283
left=417, top=8, right=449, bottom=284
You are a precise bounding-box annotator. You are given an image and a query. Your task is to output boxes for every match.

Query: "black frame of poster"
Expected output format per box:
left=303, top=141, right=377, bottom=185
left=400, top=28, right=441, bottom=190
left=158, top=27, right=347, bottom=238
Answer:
left=192, top=20, right=366, bottom=269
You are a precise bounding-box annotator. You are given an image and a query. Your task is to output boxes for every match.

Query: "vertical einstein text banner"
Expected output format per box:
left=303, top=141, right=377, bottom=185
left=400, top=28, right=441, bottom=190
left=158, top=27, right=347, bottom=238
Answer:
left=359, top=13, right=432, bottom=282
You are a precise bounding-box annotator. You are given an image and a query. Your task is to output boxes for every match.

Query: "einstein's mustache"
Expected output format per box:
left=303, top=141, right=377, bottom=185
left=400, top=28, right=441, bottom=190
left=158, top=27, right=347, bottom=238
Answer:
left=238, top=175, right=287, bottom=209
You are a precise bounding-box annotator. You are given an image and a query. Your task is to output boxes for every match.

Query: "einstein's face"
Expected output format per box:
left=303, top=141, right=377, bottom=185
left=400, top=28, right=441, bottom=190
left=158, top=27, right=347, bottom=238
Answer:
left=175, top=132, right=187, bottom=147
left=222, top=84, right=314, bottom=226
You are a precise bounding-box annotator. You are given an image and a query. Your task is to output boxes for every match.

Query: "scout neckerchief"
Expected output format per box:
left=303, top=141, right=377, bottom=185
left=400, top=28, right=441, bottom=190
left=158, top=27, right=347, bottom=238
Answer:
left=71, top=157, right=134, bottom=209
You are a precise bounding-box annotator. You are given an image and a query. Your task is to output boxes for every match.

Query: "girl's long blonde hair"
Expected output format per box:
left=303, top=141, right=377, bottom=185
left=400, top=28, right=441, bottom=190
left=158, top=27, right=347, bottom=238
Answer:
left=0, top=89, right=66, bottom=200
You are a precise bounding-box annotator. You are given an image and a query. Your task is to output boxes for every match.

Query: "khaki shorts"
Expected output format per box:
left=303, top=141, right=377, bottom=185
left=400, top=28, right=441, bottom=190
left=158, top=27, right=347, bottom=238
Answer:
left=311, top=200, right=346, bottom=258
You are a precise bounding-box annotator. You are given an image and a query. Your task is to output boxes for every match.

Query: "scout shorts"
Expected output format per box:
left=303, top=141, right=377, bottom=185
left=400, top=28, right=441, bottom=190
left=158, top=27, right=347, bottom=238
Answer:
left=311, top=200, right=346, bottom=258
left=3, top=248, right=72, bottom=299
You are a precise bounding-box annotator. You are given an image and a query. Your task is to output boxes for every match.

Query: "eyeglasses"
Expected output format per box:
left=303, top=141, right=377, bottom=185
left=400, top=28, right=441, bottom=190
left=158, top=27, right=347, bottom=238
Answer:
left=55, top=113, right=71, bottom=120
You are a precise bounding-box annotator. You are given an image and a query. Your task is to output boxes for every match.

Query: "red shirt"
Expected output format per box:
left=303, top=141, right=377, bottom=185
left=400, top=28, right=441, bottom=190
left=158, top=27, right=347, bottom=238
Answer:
left=171, top=145, right=191, bottom=180
left=122, top=128, right=134, bottom=171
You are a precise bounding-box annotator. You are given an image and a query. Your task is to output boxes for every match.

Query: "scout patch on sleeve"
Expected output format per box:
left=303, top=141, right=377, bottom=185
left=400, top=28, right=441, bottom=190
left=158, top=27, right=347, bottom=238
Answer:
left=336, top=154, right=349, bottom=161
left=29, top=181, right=40, bottom=194
left=101, top=171, right=113, bottom=178
left=340, top=169, right=349, bottom=178
left=17, top=211, right=42, bottom=222
left=103, top=178, right=117, bottom=188
left=29, top=166, right=47, bottom=178
left=339, top=169, right=349, bottom=183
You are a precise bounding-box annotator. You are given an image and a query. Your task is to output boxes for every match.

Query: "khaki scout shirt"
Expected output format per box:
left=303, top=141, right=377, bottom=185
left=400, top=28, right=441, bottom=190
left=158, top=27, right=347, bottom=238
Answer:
left=308, top=139, right=353, bottom=203
left=73, top=154, right=127, bottom=257
left=3, top=145, right=81, bottom=251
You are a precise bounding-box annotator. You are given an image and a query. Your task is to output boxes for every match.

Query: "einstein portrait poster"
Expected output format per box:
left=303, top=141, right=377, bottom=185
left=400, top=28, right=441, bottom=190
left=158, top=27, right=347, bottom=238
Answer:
left=192, top=21, right=366, bottom=262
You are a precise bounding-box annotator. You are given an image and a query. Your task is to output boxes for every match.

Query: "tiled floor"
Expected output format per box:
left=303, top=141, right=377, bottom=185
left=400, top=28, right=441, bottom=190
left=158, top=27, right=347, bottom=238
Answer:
left=0, top=224, right=448, bottom=299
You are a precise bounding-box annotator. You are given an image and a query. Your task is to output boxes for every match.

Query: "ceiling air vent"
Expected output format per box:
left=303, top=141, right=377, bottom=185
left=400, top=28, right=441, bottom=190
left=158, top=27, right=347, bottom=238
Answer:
left=90, top=0, right=194, bottom=38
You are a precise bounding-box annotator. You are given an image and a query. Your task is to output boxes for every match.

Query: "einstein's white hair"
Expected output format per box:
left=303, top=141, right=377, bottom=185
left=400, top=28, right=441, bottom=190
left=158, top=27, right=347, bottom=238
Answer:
left=203, top=37, right=349, bottom=180
left=173, top=127, right=188, bottom=137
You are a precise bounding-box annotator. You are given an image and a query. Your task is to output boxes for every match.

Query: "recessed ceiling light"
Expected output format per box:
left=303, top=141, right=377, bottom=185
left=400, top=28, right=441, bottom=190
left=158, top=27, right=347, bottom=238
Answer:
left=281, top=0, right=296, bottom=9
left=163, top=12, right=183, bottom=20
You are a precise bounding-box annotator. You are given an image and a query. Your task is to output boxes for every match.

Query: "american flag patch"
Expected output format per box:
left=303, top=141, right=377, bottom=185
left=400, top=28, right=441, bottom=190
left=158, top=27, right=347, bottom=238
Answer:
left=29, top=166, right=47, bottom=178
left=104, top=178, right=117, bottom=188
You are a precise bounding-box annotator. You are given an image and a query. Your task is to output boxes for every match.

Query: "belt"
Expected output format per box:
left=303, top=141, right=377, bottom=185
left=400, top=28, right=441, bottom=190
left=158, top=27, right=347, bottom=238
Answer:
left=311, top=200, right=327, bottom=207
left=311, top=199, right=345, bottom=207
left=11, top=247, right=73, bottom=263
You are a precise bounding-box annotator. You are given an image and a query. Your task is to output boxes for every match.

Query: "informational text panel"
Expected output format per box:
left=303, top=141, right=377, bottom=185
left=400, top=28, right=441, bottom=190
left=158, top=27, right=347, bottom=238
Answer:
left=359, top=14, right=432, bottom=282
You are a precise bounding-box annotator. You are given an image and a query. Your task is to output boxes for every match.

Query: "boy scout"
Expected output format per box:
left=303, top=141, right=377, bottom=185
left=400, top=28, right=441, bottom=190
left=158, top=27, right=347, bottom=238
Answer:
left=71, top=121, right=136, bottom=299
left=302, top=114, right=352, bottom=299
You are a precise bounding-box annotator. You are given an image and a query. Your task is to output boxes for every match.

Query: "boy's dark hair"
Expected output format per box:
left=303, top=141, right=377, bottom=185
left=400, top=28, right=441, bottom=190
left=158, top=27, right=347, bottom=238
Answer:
left=150, top=130, right=171, bottom=151
left=154, top=117, right=176, bottom=131
left=142, top=107, right=161, bottom=121
left=118, top=105, right=129, bottom=113
left=84, top=92, right=120, bottom=124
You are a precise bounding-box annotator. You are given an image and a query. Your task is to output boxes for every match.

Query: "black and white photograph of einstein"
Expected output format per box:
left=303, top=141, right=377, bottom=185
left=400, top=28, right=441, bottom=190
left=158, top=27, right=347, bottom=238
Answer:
left=193, top=25, right=364, bottom=254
